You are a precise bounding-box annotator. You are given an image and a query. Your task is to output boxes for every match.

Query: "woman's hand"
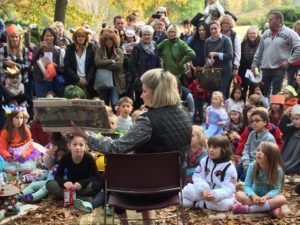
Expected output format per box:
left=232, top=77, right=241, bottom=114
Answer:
left=64, top=182, right=74, bottom=191
left=73, top=182, right=81, bottom=191
left=208, top=52, right=219, bottom=58
left=284, top=107, right=292, bottom=116
left=3, top=60, right=18, bottom=67
left=40, top=41, right=48, bottom=50
left=243, top=165, right=248, bottom=171
left=70, top=121, right=88, bottom=139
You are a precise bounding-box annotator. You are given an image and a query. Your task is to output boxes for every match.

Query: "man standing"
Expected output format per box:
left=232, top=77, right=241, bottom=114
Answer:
left=252, top=11, right=300, bottom=97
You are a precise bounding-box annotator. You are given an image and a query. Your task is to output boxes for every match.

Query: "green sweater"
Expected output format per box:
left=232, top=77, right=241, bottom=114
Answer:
left=158, top=38, right=196, bottom=78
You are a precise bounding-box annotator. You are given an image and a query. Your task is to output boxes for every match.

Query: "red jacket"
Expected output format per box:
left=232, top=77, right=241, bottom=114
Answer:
left=188, top=79, right=209, bottom=100
left=236, top=123, right=283, bottom=155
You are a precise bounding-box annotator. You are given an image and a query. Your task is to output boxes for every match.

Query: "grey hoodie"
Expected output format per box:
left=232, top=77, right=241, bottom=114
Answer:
left=252, top=25, right=300, bottom=69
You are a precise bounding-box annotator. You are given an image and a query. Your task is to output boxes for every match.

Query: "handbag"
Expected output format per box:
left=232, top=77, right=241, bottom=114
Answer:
left=94, top=69, right=114, bottom=90
left=195, top=67, right=222, bottom=90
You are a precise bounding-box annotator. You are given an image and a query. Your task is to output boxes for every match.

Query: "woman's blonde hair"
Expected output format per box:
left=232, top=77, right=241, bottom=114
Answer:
left=7, top=31, right=23, bottom=56
left=140, top=69, right=180, bottom=108
left=293, top=20, right=300, bottom=30
left=72, top=27, right=89, bottom=47
left=220, top=15, right=235, bottom=28
left=253, top=142, right=283, bottom=189
left=242, top=26, right=261, bottom=43
left=212, top=91, right=224, bottom=107
left=192, top=125, right=207, bottom=148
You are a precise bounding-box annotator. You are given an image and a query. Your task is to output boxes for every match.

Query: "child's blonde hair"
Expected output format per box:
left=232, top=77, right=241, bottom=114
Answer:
left=105, top=105, right=113, bottom=116
left=253, top=142, right=282, bottom=189
left=131, top=110, right=144, bottom=123
left=192, top=125, right=207, bottom=148
left=212, top=91, right=224, bottom=107
left=248, top=94, right=261, bottom=107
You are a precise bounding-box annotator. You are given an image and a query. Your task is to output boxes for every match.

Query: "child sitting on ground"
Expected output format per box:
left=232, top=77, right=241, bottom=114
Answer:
left=279, top=104, right=300, bottom=179
left=233, top=142, right=286, bottom=219
left=116, top=97, right=133, bottom=134
left=269, top=95, right=285, bottom=126
left=237, top=110, right=276, bottom=181
left=182, top=135, right=237, bottom=211
left=282, top=85, right=298, bottom=109
left=186, top=125, right=207, bottom=184
left=201, top=91, right=228, bottom=138
left=0, top=106, right=38, bottom=174
left=46, top=135, right=103, bottom=213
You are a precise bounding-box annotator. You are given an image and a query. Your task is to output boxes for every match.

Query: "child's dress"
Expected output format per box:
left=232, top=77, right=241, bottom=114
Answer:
left=182, top=156, right=237, bottom=211
left=0, top=128, right=38, bottom=173
left=201, top=105, right=228, bottom=138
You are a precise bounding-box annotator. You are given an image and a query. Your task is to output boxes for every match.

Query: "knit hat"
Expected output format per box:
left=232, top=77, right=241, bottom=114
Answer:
left=291, top=104, right=300, bottom=116
left=157, top=6, right=167, bottom=13
left=64, top=85, right=86, bottom=99
left=124, top=28, right=135, bottom=37
left=282, top=85, right=298, bottom=97
left=270, top=95, right=285, bottom=105
left=229, top=104, right=243, bottom=115
left=5, top=24, right=18, bottom=36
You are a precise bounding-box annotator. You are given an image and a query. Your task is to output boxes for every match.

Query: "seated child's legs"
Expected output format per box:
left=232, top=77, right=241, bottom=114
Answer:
left=206, top=198, right=235, bottom=211
left=235, top=191, right=253, bottom=205
left=19, top=159, right=36, bottom=174
left=268, top=194, right=286, bottom=209
left=3, top=161, right=17, bottom=175
left=182, top=183, right=205, bottom=202
left=46, top=180, right=63, bottom=199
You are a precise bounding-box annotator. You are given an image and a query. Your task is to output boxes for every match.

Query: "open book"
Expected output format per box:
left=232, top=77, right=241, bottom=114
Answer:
left=36, top=57, right=57, bottom=80
left=33, top=98, right=111, bottom=133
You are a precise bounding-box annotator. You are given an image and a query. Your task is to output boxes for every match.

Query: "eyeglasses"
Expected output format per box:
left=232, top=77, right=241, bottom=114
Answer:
left=250, top=119, right=264, bottom=124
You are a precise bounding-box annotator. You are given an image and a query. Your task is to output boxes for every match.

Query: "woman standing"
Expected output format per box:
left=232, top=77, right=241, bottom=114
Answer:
left=129, top=25, right=161, bottom=109
left=71, top=68, right=192, bottom=225
left=157, top=24, right=195, bottom=81
left=238, top=26, right=261, bottom=101
left=1, top=24, right=30, bottom=91
left=95, top=28, right=126, bottom=109
left=204, top=21, right=233, bottom=96
left=64, top=27, right=96, bottom=98
left=189, top=22, right=210, bottom=69
left=32, top=27, right=62, bottom=97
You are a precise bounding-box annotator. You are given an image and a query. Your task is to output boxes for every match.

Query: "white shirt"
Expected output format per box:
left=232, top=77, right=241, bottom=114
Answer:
left=76, top=48, right=87, bottom=78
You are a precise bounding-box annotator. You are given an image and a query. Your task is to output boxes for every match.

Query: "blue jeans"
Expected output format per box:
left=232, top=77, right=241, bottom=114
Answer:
left=221, top=66, right=233, bottom=99
left=98, top=87, right=119, bottom=109
left=35, top=80, right=54, bottom=98
left=236, top=163, right=247, bottom=182
left=194, top=97, right=204, bottom=122
left=261, top=68, right=285, bottom=97
left=287, top=65, right=300, bottom=85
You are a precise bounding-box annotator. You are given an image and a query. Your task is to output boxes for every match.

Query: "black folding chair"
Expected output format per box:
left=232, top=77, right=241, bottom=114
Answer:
left=104, top=152, right=184, bottom=225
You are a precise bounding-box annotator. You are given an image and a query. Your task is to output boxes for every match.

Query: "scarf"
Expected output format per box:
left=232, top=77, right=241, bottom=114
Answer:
left=140, top=40, right=156, bottom=55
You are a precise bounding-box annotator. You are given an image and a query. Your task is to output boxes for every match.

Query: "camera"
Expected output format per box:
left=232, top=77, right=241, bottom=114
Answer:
left=152, top=14, right=161, bottom=19
left=29, top=24, right=37, bottom=29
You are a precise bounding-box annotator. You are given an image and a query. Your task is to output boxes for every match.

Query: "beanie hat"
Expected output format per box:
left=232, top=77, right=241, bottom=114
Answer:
left=229, top=104, right=243, bottom=115
left=5, top=24, right=18, bottom=36
left=270, top=95, right=285, bottom=105
left=291, top=104, right=300, bottom=116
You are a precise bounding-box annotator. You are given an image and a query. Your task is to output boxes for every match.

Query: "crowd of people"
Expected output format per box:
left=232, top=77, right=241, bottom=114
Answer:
left=0, top=0, right=300, bottom=224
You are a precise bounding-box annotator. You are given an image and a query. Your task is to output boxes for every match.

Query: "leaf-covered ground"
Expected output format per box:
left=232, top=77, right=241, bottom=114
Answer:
left=2, top=183, right=299, bottom=225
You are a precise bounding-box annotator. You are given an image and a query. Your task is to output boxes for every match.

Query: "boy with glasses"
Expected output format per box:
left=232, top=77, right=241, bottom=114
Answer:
left=237, top=110, right=276, bottom=181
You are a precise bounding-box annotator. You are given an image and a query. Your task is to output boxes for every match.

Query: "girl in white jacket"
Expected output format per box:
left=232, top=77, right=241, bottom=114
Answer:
left=182, top=135, right=237, bottom=211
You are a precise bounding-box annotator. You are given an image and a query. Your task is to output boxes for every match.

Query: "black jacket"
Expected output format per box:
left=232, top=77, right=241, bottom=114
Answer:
left=63, top=43, right=96, bottom=85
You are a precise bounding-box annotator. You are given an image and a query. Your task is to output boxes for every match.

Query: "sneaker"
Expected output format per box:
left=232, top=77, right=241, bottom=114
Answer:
left=22, top=194, right=33, bottom=203
left=271, top=207, right=282, bottom=219
left=74, top=199, right=93, bottom=213
left=232, top=203, right=249, bottom=214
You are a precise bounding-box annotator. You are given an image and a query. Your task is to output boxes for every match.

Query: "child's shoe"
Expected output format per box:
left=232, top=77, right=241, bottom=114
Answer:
left=232, top=203, right=249, bottom=214
left=22, top=194, right=33, bottom=203
left=22, top=174, right=37, bottom=183
left=270, top=207, right=282, bottom=219
left=74, top=199, right=93, bottom=213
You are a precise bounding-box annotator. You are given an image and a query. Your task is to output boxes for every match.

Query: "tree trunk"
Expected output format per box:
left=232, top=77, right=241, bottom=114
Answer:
left=54, top=0, right=68, bottom=24
left=204, top=0, right=207, bottom=7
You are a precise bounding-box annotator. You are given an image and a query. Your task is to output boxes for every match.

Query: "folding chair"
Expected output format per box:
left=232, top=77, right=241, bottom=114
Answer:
left=103, top=152, right=184, bottom=225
